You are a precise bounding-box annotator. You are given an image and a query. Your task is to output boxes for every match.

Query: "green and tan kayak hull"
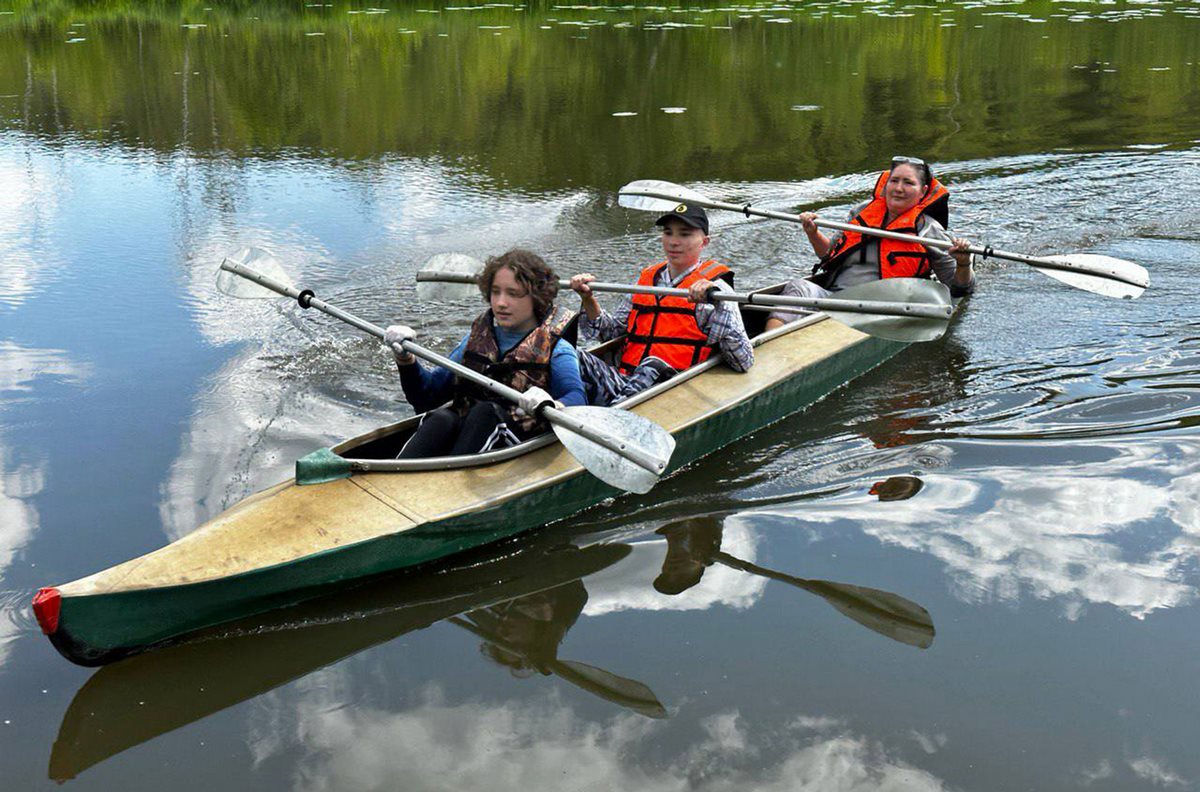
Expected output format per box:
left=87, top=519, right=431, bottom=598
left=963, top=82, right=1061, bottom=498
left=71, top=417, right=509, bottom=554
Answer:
left=35, top=318, right=907, bottom=665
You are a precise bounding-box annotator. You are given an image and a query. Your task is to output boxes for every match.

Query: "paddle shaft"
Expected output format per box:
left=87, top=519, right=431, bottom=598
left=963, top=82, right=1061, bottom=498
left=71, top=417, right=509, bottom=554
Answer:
left=628, top=190, right=1146, bottom=289
left=713, top=550, right=831, bottom=594
left=221, top=260, right=666, bottom=476
left=416, top=271, right=952, bottom=321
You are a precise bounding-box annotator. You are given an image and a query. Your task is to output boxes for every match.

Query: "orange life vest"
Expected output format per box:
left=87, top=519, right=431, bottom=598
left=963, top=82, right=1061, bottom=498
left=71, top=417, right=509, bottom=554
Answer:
left=811, top=170, right=950, bottom=287
left=618, top=260, right=732, bottom=375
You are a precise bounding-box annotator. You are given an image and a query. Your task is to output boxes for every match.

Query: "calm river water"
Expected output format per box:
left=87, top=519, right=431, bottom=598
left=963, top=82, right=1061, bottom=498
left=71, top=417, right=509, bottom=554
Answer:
left=2, top=1, right=1200, bottom=789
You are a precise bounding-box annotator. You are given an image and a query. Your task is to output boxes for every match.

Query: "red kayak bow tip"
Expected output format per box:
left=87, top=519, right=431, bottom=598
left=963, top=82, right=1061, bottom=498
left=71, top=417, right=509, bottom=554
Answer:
left=33, top=587, right=62, bottom=635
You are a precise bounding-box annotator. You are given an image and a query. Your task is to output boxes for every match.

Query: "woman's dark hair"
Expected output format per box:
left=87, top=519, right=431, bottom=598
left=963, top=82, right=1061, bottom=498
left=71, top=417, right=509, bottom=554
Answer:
left=477, top=248, right=558, bottom=321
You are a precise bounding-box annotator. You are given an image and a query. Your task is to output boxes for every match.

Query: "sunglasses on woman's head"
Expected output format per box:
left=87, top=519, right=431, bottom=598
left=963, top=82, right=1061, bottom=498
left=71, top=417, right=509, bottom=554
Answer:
left=891, top=156, right=932, bottom=182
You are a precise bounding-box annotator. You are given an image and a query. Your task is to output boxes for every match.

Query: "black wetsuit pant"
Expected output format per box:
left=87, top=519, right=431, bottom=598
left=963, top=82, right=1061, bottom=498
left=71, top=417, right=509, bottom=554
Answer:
left=398, top=401, right=533, bottom=459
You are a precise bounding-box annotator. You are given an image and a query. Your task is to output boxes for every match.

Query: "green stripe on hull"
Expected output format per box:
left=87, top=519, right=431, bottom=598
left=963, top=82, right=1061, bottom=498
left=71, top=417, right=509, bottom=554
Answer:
left=53, top=334, right=905, bottom=665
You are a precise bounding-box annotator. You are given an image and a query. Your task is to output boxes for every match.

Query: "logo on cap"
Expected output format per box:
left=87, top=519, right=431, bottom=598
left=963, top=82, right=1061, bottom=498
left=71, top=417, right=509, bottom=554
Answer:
left=675, top=203, right=687, bottom=212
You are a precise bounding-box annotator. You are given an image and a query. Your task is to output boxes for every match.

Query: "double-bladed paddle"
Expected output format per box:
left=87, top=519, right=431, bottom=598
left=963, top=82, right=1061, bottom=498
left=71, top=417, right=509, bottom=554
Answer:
left=416, top=253, right=954, bottom=343
left=448, top=615, right=667, bottom=718
left=618, top=179, right=1150, bottom=299
left=712, top=551, right=935, bottom=649
left=217, top=247, right=676, bottom=494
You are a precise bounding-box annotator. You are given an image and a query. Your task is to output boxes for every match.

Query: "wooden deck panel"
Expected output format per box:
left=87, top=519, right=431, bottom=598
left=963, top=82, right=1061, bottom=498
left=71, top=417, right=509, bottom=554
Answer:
left=62, top=478, right=418, bottom=595
left=635, top=318, right=859, bottom=434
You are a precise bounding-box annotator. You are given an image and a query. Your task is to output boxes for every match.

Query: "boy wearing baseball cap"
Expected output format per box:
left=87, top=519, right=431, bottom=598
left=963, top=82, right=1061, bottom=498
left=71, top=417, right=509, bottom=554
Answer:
left=568, top=204, right=753, bottom=406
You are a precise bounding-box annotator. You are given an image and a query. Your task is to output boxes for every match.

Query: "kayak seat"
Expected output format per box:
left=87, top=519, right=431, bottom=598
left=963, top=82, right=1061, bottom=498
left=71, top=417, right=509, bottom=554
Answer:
left=738, top=282, right=785, bottom=339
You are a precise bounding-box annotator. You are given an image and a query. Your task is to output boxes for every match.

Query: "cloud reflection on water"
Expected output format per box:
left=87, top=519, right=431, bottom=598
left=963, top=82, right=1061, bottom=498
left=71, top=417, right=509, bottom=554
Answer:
left=0, top=150, right=61, bottom=311
left=0, top=341, right=88, bottom=662
left=754, top=439, right=1200, bottom=619
left=281, top=689, right=949, bottom=792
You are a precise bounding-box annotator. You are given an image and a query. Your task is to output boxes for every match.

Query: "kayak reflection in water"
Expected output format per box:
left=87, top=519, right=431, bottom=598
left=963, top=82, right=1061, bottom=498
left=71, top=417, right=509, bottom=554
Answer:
left=569, top=204, right=754, bottom=407
left=385, top=249, right=587, bottom=458
left=765, top=156, right=977, bottom=331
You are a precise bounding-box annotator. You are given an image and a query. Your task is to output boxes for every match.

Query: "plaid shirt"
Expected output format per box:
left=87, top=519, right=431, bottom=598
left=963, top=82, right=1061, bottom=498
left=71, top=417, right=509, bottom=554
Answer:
left=578, top=262, right=754, bottom=372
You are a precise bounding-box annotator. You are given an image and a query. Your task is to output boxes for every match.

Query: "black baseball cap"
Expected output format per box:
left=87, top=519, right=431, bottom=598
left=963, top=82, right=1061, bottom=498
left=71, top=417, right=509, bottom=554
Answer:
left=655, top=202, right=709, bottom=234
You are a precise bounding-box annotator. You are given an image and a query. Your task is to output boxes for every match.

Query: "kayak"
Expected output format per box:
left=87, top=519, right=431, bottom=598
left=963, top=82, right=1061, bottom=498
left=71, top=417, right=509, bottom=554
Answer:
left=33, top=298, right=915, bottom=665
left=33, top=303, right=913, bottom=665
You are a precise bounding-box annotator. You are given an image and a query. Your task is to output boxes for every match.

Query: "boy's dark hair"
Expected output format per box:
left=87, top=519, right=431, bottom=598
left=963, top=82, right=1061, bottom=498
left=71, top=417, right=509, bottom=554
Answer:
left=478, top=249, right=558, bottom=321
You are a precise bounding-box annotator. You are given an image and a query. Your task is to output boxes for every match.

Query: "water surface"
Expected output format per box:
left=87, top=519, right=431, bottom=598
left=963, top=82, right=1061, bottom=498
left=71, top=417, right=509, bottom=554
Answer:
left=2, top=1, right=1200, bottom=790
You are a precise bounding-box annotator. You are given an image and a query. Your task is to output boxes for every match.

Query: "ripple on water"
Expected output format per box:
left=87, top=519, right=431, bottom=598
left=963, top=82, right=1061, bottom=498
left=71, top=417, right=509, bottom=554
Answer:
left=1020, top=390, right=1200, bottom=437
left=0, top=589, right=39, bottom=650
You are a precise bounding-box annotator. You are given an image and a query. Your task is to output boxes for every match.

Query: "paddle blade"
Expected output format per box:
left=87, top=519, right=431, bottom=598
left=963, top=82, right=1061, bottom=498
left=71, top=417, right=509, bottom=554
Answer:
left=805, top=580, right=936, bottom=649
left=831, top=278, right=953, bottom=343
left=618, top=179, right=710, bottom=213
left=551, top=406, right=675, bottom=494
left=416, top=253, right=484, bottom=302
left=552, top=659, right=668, bottom=719
left=217, top=247, right=295, bottom=299
left=1033, top=253, right=1148, bottom=299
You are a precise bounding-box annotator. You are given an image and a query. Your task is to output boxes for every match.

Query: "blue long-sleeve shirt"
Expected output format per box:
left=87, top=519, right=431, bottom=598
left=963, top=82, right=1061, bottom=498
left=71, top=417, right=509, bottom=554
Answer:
left=399, top=324, right=586, bottom=414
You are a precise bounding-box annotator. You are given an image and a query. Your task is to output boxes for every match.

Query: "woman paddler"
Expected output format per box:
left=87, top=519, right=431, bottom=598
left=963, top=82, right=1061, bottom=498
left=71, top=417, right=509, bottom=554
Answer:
left=765, top=156, right=977, bottom=330
left=384, top=248, right=586, bottom=458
